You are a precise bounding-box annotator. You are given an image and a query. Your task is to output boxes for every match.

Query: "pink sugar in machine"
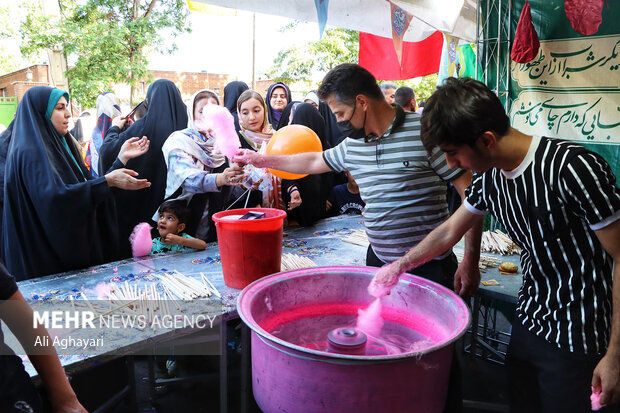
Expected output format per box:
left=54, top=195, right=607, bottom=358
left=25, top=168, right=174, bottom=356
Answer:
left=237, top=265, right=471, bottom=413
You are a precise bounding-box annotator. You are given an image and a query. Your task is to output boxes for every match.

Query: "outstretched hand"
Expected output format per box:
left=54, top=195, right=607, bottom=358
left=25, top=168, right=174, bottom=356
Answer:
left=118, top=136, right=149, bottom=165
left=216, top=165, right=246, bottom=188
left=368, top=262, right=402, bottom=298
left=287, top=190, right=302, bottom=210
left=231, top=149, right=265, bottom=167
left=105, top=168, right=151, bottom=190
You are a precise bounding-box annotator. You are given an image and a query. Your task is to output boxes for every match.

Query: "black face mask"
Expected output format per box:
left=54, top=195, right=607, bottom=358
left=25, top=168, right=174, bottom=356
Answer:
left=337, top=103, right=366, bottom=140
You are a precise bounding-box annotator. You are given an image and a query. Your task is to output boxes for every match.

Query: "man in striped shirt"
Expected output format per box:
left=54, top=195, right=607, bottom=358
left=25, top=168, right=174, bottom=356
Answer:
left=233, top=63, right=482, bottom=298
left=372, top=77, right=620, bottom=412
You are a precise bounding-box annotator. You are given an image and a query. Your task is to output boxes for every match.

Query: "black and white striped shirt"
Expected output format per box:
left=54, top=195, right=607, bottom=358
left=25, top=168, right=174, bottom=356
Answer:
left=465, top=136, right=620, bottom=354
left=323, top=106, right=464, bottom=263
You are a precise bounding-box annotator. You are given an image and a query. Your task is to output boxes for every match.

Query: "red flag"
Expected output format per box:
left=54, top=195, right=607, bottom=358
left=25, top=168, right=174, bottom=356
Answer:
left=511, top=1, right=540, bottom=63
left=359, top=31, right=443, bottom=80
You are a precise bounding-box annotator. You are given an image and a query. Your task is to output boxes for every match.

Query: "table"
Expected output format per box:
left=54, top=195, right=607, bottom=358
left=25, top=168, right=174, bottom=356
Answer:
left=11, top=214, right=367, bottom=412
left=461, top=249, right=522, bottom=365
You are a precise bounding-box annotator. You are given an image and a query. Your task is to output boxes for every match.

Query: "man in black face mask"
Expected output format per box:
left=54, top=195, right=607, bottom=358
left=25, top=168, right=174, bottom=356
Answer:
left=233, top=64, right=481, bottom=412
left=232, top=62, right=481, bottom=297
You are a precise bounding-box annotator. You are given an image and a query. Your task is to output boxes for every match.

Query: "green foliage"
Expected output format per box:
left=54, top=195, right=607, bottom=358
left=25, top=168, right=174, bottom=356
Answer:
left=379, top=73, right=438, bottom=104
left=268, top=27, right=358, bottom=88
left=0, top=4, right=26, bottom=75
left=20, top=0, right=190, bottom=107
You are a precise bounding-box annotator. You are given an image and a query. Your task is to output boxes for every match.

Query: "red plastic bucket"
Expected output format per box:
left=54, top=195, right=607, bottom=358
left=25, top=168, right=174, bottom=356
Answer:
left=212, top=208, right=287, bottom=289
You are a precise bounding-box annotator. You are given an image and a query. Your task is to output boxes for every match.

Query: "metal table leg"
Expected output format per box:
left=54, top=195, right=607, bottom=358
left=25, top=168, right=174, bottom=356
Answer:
left=220, top=319, right=228, bottom=413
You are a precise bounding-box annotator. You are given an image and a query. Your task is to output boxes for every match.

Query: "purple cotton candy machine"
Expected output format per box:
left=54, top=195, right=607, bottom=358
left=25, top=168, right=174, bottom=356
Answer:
left=237, top=266, right=471, bottom=413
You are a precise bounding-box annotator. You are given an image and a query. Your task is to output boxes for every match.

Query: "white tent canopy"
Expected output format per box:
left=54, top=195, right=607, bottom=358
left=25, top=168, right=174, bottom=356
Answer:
left=191, top=0, right=478, bottom=42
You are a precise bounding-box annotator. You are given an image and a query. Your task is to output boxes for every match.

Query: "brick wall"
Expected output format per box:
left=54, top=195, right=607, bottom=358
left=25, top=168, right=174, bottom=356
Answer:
left=0, top=65, right=277, bottom=111
left=113, top=70, right=239, bottom=105
left=0, top=65, right=51, bottom=101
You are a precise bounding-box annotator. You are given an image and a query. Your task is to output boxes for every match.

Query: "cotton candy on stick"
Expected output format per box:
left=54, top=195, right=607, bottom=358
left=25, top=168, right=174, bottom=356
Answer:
left=130, top=222, right=152, bottom=257
left=194, top=104, right=240, bottom=158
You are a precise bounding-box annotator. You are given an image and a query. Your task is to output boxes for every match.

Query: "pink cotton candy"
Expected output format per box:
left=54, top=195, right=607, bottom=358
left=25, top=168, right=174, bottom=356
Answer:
left=356, top=298, right=384, bottom=337
left=591, top=387, right=604, bottom=411
left=129, top=222, right=152, bottom=257
left=197, top=104, right=240, bottom=158
left=93, top=282, right=112, bottom=299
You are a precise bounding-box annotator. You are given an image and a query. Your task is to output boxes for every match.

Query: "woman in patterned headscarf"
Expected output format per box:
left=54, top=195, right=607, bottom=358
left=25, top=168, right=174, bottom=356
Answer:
left=160, top=89, right=246, bottom=242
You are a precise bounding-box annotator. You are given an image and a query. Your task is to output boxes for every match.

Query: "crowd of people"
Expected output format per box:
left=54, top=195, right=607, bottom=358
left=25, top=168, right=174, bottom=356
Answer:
left=1, top=62, right=619, bottom=413
left=0, top=76, right=378, bottom=281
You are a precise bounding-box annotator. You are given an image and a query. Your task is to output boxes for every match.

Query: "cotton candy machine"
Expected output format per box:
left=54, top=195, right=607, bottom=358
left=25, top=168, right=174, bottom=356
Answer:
left=237, top=266, right=471, bottom=413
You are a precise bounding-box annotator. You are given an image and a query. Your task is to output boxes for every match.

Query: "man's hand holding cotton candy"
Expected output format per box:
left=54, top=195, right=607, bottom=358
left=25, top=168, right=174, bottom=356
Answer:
left=231, top=149, right=267, bottom=168
left=368, top=262, right=403, bottom=298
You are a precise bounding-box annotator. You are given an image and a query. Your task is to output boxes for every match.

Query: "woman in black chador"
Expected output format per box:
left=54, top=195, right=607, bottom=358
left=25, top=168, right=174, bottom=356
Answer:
left=2, top=86, right=150, bottom=280
left=99, top=79, right=188, bottom=258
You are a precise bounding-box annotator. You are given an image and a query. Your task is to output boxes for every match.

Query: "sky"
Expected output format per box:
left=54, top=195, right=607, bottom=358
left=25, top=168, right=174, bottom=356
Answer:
left=147, top=8, right=321, bottom=82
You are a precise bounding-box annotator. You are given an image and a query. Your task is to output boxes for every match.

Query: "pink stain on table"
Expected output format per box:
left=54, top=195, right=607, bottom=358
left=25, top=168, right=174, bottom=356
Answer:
left=129, top=222, right=152, bottom=257
left=93, top=282, right=112, bottom=299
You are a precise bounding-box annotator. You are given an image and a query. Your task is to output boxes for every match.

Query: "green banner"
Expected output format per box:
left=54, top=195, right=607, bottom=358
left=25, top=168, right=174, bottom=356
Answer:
left=483, top=0, right=619, bottom=176
left=0, top=97, right=17, bottom=130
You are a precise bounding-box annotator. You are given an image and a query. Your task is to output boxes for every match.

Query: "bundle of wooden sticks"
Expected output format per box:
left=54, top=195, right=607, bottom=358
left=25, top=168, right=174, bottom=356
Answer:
left=281, top=253, right=317, bottom=271
left=341, top=229, right=369, bottom=247
left=453, top=250, right=502, bottom=272
left=75, top=271, right=222, bottom=327
left=481, top=230, right=521, bottom=255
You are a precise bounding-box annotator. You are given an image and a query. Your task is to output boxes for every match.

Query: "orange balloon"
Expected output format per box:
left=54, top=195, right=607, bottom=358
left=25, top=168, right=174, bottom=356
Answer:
left=265, top=124, right=323, bottom=179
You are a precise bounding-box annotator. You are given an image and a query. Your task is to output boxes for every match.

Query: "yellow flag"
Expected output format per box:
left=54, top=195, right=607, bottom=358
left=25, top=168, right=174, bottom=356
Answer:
left=443, top=34, right=459, bottom=77
left=186, top=1, right=237, bottom=15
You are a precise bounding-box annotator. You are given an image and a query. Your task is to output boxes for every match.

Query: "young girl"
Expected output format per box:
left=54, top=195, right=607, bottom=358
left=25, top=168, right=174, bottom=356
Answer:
left=237, top=90, right=284, bottom=211
left=151, top=200, right=207, bottom=254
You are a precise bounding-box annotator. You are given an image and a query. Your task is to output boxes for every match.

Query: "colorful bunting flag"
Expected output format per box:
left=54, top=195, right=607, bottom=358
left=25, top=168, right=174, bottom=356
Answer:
left=314, top=0, right=329, bottom=39
left=389, top=1, right=414, bottom=65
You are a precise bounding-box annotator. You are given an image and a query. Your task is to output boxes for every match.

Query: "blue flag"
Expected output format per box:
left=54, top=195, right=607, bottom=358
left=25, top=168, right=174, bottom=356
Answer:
left=314, top=0, right=329, bottom=39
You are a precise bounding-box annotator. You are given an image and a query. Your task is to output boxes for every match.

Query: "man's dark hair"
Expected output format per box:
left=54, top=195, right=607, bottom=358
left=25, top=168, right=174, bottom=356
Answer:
left=158, top=200, right=190, bottom=225
left=317, top=63, right=384, bottom=106
left=421, top=77, right=509, bottom=151
left=395, top=86, right=415, bottom=108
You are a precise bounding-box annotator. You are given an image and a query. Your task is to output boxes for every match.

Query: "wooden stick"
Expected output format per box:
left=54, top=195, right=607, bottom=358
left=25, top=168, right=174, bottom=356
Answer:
left=201, top=272, right=221, bottom=298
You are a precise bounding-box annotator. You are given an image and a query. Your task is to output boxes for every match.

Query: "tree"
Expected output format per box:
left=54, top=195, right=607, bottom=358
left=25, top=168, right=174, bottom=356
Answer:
left=0, top=4, right=27, bottom=75
left=268, top=27, right=359, bottom=89
left=20, top=0, right=190, bottom=107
